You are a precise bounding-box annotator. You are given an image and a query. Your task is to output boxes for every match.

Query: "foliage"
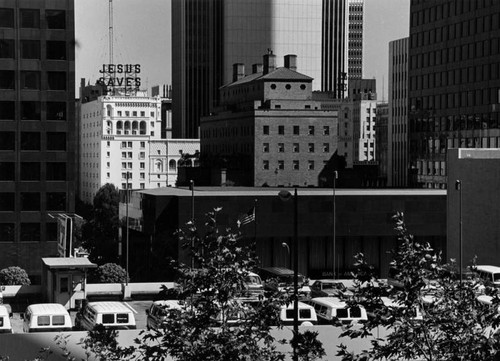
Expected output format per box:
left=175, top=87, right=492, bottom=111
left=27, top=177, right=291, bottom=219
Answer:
left=90, top=263, right=129, bottom=284
left=337, top=211, right=500, bottom=361
left=291, top=330, right=326, bottom=361
left=0, top=266, right=31, bottom=285
left=78, top=324, right=136, bottom=361
left=82, top=183, right=121, bottom=264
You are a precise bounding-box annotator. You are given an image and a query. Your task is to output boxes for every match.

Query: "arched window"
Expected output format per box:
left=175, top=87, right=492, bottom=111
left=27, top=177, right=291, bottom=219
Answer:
left=124, top=121, right=131, bottom=134
left=116, top=121, right=123, bottom=135
left=169, top=159, right=176, bottom=170
left=132, top=121, right=139, bottom=135
left=106, top=121, right=113, bottom=134
left=140, top=121, right=147, bottom=135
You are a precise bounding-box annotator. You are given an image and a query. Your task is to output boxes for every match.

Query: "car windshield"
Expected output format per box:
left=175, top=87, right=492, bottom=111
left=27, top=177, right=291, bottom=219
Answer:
left=323, top=282, right=346, bottom=291
left=246, top=275, right=262, bottom=285
left=493, top=273, right=500, bottom=282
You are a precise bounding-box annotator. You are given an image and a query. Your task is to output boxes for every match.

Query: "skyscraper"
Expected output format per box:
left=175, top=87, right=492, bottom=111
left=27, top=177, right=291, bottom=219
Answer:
left=408, top=1, right=500, bottom=188
left=0, top=0, right=75, bottom=276
left=347, top=0, right=364, bottom=81
left=172, top=0, right=361, bottom=139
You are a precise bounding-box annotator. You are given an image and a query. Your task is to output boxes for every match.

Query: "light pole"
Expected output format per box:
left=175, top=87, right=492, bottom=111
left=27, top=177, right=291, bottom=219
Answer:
left=455, top=179, right=462, bottom=285
left=282, top=242, right=290, bottom=269
left=125, top=171, right=130, bottom=286
left=333, top=170, right=338, bottom=279
left=278, top=188, right=298, bottom=361
left=190, top=179, right=195, bottom=268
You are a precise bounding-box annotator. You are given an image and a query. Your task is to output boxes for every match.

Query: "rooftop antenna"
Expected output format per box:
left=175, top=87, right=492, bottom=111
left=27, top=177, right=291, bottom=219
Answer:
left=109, top=0, right=113, bottom=65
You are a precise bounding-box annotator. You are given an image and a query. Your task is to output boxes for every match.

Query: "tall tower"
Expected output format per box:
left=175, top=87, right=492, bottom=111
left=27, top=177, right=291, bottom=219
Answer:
left=347, top=0, right=364, bottom=80
left=0, top=0, right=76, bottom=276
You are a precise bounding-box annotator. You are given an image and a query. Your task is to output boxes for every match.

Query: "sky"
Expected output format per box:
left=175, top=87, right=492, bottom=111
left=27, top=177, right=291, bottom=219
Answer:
left=75, top=0, right=409, bottom=99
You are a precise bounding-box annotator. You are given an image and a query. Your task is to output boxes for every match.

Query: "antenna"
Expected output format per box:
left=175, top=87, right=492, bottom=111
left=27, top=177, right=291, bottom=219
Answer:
left=382, top=75, right=385, bottom=102
left=109, top=0, right=113, bottom=65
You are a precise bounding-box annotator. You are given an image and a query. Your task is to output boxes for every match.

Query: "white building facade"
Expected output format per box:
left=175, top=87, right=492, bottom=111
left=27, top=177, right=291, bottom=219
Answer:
left=80, top=94, right=199, bottom=203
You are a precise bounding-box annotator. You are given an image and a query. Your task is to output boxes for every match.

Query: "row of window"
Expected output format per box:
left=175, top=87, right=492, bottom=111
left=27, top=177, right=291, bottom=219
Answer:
left=0, top=223, right=50, bottom=243
left=263, top=125, right=331, bottom=136
left=121, top=152, right=146, bottom=160
left=411, top=1, right=496, bottom=28
left=113, top=110, right=154, bottom=118
left=0, top=8, right=66, bottom=29
left=0, top=162, right=66, bottom=181
left=262, top=143, right=330, bottom=153
left=0, top=39, right=67, bottom=60
left=262, top=160, right=325, bottom=171
left=0, top=71, right=67, bottom=90
left=411, top=135, right=500, bottom=157
left=120, top=141, right=146, bottom=149
left=0, top=131, right=66, bottom=151
left=0, top=192, right=66, bottom=212
left=0, top=101, right=66, bottom=121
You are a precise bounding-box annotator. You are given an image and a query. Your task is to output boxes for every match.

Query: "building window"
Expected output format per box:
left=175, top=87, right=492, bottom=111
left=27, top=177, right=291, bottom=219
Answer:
left=140, top=111, right=145, bottom=117
left=21, top=162, right=40, bottom=180
left=121, top=152, right=126, bottom=159
left=121, top=141, right=126, bottom=148
left=0, top=102, right=14, bottom=120
left=323, top=126, right=330, bottom=135
left=293, top=126, right=300, bottom=135
left=46, top=132, right=66, bottom=150
left=308, top=143, right=315, bottom=153
left=263, top=143, right=269, bottom=152
left=263, top=125, right=269, bottom=135
left=308, top=126, right=315, bottom=135
left=278, top=143, right=284, bottom=152
left=323, top=143, right=330, bottom=152
left=0, top=8, right=14, bottom=28
left=45, top=10, right=66, bottom=29
left=140, top=173, right=145, bottom=179
left=293, top=160, right=299, bottom=170
left=20, top=9, right=40, bottom=28
left=140, top=141, right=145, bottom=148
left=106, top=162, right=110, bottom=168
left=46, top=192, right=66, bottom=211
left=278, top=160, right=284, bottom=170
left=293, top=143, right=299, bottom=152
left=20, top=223, right=40, bottom=242
left=308, top=160, right=315, bottom=170
left=46, top=41, right=66, bottom=60
left=46, top=102, right=66, bottom=120
left=46, top=162, right=66, bottom=181
left=0, top=162, right=14, bottom=180
left=20, top=192, right=40, bottom=211
left=278, top=125, right=285, bottom=135
left=0, top=71, right=14, bottom=89
left=47, top=72, right=66, bottom=90
left=121, top=162, right=126, bottom=169
left=140, top=162, right=145, bottom=169
left=0, top=193, right=14, bottom=212
left=21, top=132, right=40, bottom=150
left=0, top=223, right=14, bottom=242
left=117, top=111, right=122, bottom=116
left=125, top=111, right=130, bottom=117
left=139, top=152, right=145, bottom=159
left=0, top=39, right=14, bottom=58
left=140, top=183, right=145, bottom=189
left=263, top=160, right=269, bottom=170
left=107, top=152, right=110, bottom=158
left=21, top=101, right=41, bottom=120
left=21, top=40, right=40, bottom=59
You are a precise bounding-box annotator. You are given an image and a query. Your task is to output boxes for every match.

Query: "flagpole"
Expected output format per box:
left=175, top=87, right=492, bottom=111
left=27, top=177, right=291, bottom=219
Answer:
left=253, top=198, right=258, bottom=241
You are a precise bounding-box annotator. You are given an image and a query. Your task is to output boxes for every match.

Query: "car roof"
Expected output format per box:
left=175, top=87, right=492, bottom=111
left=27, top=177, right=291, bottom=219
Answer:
left=475, top=265, right=500, bottom=273
left=258, top=267, right=303, bottom=277
left=88, top=301, right=134, bottom=313
left=27, top=303, right=69, bottom=315
left=152, top=300, right=183, bottom=309
left=282, top=301, right=314, bottom=310
left=309, top=297, right=347, bottom=308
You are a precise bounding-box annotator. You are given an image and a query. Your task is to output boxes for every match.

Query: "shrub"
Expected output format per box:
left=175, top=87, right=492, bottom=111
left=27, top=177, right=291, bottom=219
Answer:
left=91, top=263, right=129, bottom=283
left=0, top=266, right=31, bottom=285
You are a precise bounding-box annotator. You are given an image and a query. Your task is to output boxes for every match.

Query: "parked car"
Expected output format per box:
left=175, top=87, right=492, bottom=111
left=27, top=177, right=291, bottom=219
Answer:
left=75, top=301, right=136, bottom=330
left=306, top=297, right=367, bottom=325
left=309, top=279, right=353, bottom=299
left=146, top=300, right=183, bottom=330
left=256, top=267, right=310, bottom=298
left=22, top=303, right=72, bottom=333
left=475, top=265, right=500, bottom=288
left=0, top=305, right=12, bottom=333
left=280, top=301, right=317, bottom=326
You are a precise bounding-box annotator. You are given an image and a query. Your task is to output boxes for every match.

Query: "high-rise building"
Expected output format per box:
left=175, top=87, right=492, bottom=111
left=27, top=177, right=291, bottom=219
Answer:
left=347, top=0, right=364, bottom=81
left=388, top=37, right=409, bottom=187
left=0, top=1, right=75, bottom=275
left=408, top=1, right=500, bottom=188
left=172, top=0, right=361, bottom=139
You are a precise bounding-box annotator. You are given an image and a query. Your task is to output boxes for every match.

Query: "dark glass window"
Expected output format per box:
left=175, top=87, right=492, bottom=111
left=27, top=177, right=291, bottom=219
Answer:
left=0, top=71, right=14, bottom=89
left=46, top=192, right=66, bottom=211
left=21, top=162, right=40, bottom=180
left=0, top=102, right=14, bottom=120
left=0, top=132, right=14, bottom=150
left=278, top=125, right=284, bottom=135
left=0, top=193, right=14, bottom=211
left=21, top=71, right=40, bottom=90
left=0, top=39, right=14, bottom=58
left=20, top=193, right=40, bottom=211
left=47, top=162, right=66, bottom=180
left=263, top=125, right=269, bottom=135
left=21, top=132, right=40, bottom=150
left=0, top=8, right=14, bottom=27
left=46, top=222, right=57, bottom=241
left=20, top=9, right=40, bottom=28
left=21, top=40, right=40, bottom=59
left=20, top=223, right=40, bottom=242
left=46, top=41, right=66, bottom=60
left=0, top=223, right=14, bottom=242
left=45, top=10, right=65, bottom=29
left=47, top=72, right=66, bottom=90
left=0, top=163, right=14, bottom=180
left=47, top=132, right=66, bottom=150
left=46, top=102, right=66, bottom=120
left=21, top=101, right=41, bottom=120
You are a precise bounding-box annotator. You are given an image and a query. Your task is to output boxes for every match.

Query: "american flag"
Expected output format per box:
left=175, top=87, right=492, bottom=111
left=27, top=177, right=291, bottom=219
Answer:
left=237, top=206, right=255, bottom=227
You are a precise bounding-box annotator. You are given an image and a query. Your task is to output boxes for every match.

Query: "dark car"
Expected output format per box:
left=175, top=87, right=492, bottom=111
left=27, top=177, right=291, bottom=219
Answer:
left=309, top=279, right=352, bottom=298
left=256, top=267, right=310, bottom=298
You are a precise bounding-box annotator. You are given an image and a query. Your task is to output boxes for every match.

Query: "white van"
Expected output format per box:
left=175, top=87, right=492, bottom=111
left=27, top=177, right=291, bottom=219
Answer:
left=146, top=300, right=183, bottom=330
left=23, top=303, right=73, bottom=333
left=280, top=301, right=317, bottom=326
left=75, top=301, right=136, bottom=330
left=0, top=305, right=12, bottom=333
left=475, top=265, right=500, bottom=287
left=308, top=297, right=367, bottom=324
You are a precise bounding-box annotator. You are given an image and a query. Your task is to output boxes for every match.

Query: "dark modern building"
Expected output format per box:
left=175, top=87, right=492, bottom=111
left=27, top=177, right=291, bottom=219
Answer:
left=124, top=187, right=446, bottom=281
left=0, top=0, right=75, bottom=277
left=409, top=0, right=500, bottom=188
left=347, top=0, right=364, bottom=81
left=200, top=53, right=339, bottom=187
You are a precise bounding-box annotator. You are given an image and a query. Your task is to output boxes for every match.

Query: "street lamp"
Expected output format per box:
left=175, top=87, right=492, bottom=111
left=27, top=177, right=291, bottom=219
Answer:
left=278, top=188, right=298, bottom=361
left=190, top=179, right=195, bottom=268
left=282, top=242, right=290, bottom=269
left=125, top=171, right=130, bottom=286
left=333, top=170, right=338, bottom=279
left=455, top=180, right=462, bottom=285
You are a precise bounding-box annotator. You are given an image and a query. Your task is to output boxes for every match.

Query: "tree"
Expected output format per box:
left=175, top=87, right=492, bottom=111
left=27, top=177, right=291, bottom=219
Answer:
left=0, top=266, right=31, bottom=285
left=132, top=207, right=324, bottom=361
left=337, top=211, right=500, bottom=361
left=89, top=263, right=129, bottom=284
left=83, top=183, right=121, bottom=264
